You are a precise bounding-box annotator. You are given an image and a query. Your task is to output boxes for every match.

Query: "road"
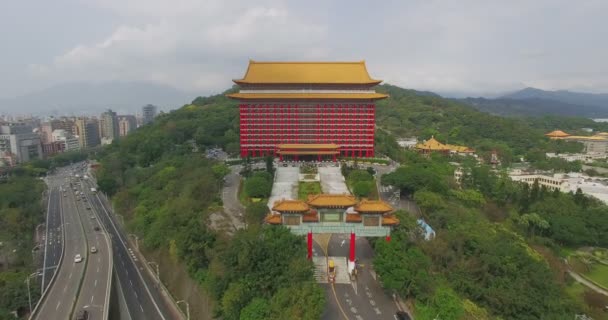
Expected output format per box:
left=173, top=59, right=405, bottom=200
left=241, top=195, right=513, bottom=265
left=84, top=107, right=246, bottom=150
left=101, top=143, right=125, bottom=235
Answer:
left=568, top=271, right=608, bottom=296
left=84, top=177, right=181, bottom=320
left=73, top=181, right=112, bottom=319
left=221, top=165, right=246, bottom=231
left=322, top=234, right=400, bottom=320
left=41, top=186, right=63, bottom=292
left=35, top=172, right=88, bottom=319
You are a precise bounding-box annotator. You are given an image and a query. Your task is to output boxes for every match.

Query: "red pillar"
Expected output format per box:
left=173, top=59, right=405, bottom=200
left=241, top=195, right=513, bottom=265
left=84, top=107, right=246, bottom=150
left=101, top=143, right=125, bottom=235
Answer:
left=349, top=231, right=356, bottom=262
left=318, top=154, right=321, bottom=162
left=386, top=233, right=391, bottom=242
left=307, top=231, right=313, bottom=260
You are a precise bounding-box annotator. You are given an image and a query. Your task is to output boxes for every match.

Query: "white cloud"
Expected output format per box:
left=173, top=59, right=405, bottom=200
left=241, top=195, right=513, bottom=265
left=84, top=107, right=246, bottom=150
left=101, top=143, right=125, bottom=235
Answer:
left=18, top=0, right=608, bottom=97
left=31, top=1, right=327, bottom=94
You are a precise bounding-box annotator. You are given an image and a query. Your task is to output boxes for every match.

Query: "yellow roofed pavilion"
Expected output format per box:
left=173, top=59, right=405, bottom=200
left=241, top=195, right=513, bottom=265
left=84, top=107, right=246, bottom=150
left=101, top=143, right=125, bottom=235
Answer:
left=545, top=130, right=571, bottom=139
left=415, top=136, right=474, bottom=154
left=233, top=60, right=382, bottom=85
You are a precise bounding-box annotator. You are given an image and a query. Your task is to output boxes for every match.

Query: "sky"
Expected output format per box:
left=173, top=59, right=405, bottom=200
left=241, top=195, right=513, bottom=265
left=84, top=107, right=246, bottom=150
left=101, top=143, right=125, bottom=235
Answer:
left=1, top=0, right=607, bottom=99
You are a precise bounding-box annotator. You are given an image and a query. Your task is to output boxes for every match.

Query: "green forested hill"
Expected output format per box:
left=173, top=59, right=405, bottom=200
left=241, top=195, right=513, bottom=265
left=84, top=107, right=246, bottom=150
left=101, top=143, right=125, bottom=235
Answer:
left=96, top=93, right=324, bottom=320
left=376, top=84, right=586, bottom=166
left=94, top=84, right=604, bottom=319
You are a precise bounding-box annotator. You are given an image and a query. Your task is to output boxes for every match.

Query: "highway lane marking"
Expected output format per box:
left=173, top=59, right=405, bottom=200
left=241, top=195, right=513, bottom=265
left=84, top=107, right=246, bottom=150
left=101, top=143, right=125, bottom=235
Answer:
left=97, top=267, right=100, bottom=273
left=91, top=295, right=94, bottom=303
left=95, top=279, right=98, bottom=287
left=56, top=301, right=61, bottom=310
left=69, top=272, right=73, bottom=279
left=140, top=304, right=144, bottom=312
left=63, top=285, right=67, bottom=293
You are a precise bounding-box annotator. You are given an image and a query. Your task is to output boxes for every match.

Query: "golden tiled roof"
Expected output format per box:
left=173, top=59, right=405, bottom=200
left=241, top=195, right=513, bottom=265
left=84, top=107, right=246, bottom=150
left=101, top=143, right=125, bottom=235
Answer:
left=345, top=213, right=362, bottom=223
left=382, top=215, right=399, bottom=226
left=233, top=60, right=382, bottom=85
left=307, top=194, right=357, bottom=207
left=354, top=199, right=394, bottom=213
left=264, top=214, right=282, bottom=225
left=272, top=199, right=310, bottom=212
left=226, top=92, right=388, bottom=100
left=415, top=136, right=473, bottom=153
left=278, top=144, right=339, bottom=149
left=545, top=130, right=570, bottom=138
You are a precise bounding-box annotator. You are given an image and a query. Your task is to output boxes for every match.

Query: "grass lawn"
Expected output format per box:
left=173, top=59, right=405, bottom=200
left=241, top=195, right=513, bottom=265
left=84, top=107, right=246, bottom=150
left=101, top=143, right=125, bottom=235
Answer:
left=299, top=181, right=322, bottom=200
left=586, top=263, right=608, bottom=289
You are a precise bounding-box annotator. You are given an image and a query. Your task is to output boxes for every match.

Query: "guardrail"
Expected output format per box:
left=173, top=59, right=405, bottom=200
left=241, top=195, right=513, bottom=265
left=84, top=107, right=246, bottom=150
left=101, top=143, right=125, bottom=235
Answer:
left=30, top=188, right=66, bottom=320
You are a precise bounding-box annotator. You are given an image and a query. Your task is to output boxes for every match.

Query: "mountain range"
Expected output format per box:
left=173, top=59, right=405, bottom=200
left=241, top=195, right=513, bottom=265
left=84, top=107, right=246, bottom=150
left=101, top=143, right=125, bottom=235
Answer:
left=457, top=87, right=608, bottom=118
left=0, top=82, right=195, bottom=116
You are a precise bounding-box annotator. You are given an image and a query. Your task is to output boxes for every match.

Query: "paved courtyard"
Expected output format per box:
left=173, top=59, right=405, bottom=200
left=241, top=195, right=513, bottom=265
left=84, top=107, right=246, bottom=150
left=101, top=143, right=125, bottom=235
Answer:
left=267, top=166, right=300, bottom=209
left=319, top=165, right=350, bottom=194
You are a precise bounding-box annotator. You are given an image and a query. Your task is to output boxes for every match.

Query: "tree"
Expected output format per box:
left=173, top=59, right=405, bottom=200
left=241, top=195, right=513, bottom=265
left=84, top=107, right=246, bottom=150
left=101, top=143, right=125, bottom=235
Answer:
left=244, top=177, right=272, bottom=198
left=240, top=298, right=270, bottom=320
left=414, top=191, right=446, bottom=213
left=245, top=202, right=269, bottom=226
left=517, top=213, right=549, bottom=237
left=374, top=242, right=433, bottom=299
left=352, top=181, right=373, bottom=197
left=265, top=156, right=275, bottom=175
left=416, top=287, right=464, bottom=320
left=348, top=170, right=373, bottom=183
left=97, top=175, right=118, bottom=195
left=212, top=164, right=231, bottom=179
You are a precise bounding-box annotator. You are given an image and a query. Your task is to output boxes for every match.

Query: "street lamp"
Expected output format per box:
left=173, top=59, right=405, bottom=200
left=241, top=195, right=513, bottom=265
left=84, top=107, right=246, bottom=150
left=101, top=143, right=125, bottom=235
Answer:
left=148, top=261, right=160, bottom=283
left=176, top=300, right=190, bottom=320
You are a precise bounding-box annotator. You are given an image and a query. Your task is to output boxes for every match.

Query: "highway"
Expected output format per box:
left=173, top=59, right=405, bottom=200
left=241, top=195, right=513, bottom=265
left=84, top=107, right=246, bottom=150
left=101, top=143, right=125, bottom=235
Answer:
left=322, top=234, right=399, bottom=320
left=41, top=186, right=63, bottom=292
left=84, top=177, right=180, bottom=320
left=73, top=181, right=112, bottom=319
left=35, top=172, right=88, bottom=319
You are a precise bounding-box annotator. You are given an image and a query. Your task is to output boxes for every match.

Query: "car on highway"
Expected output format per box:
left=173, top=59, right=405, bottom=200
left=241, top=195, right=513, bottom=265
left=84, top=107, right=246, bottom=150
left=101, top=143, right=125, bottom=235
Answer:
left=86, top=206, right=91, bottom=210
left=75, top=309, right=89, bottom=320
left=90, top=246, right=97, bottom=253
left=93, top=226, right=101, bottom=231
left=90, top=215, right=96, bottom=219
left=74, top=254, right=83, bottom=263
left=395, top=311, right=411, bottom=320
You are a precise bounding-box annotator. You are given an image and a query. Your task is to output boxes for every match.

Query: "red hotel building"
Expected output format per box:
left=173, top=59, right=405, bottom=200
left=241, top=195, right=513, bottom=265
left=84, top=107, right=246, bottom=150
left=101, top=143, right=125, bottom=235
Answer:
left=228, top=61, right=387, bottom=161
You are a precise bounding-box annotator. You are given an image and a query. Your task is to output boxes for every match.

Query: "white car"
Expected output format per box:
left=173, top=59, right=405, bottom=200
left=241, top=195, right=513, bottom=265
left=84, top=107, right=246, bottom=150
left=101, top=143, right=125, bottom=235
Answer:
left=90, top=247, right=97, bottom=254
left=74, top=254, right=83, bottom=263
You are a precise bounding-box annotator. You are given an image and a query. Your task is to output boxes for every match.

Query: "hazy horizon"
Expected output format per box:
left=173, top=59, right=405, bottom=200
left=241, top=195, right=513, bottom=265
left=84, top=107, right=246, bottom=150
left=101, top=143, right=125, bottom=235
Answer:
left=1, top=1, right=608, bottom=103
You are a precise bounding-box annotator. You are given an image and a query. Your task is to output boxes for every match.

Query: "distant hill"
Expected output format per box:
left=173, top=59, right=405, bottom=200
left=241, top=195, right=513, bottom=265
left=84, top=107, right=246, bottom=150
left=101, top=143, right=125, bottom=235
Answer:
left=502, top=87, right=608, bottom=107
left=0, top=81, right=195, bottom=116
left=456, top=87, right=608, bottom=118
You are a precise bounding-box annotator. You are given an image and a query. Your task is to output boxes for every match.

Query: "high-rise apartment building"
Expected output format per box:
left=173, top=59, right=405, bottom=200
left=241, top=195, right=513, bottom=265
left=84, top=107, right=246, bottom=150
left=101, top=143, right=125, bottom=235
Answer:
left=75, top=118, right=100, bottom=149
left=118, top=115, right=137, bottom=136
left=101, top=109, right=119, bottom=142
left=142, top=104, right=157, bottom=125
left=0, top=123, right=42, bottom=163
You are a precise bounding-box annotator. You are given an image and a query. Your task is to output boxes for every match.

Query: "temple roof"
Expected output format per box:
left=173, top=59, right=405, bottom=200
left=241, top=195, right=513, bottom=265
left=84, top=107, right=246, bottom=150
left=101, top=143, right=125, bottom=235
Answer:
left=264, top=214, right=282, bottom=225
left=415, top=136, right=474, bottom=153
left=307, top=194, right=357, bottom=207
left=545, top=130, right=570, bottom=138
left=233, top=60, right=382, bottom=85
left=345, top=213, right=362, bottom=223
left=272, top=199, right=310, bottom=212
left=354, top=199, right=394, bottom=213
left=382, top=215, right=400, bottom=226
left=226, top=92, right=388, bottom=100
